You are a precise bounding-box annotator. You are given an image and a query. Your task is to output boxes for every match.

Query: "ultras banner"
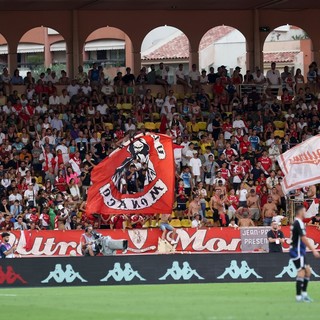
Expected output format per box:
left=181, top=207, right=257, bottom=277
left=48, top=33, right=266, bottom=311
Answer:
left=3, top=226, right=320, bottom=257
left=277, top=134, right=320, bottom=194
left=86, top=133, right=175, bottom=218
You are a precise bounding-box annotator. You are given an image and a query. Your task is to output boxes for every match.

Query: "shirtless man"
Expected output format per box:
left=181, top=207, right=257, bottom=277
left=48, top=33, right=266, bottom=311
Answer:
left=238, top=211, right=255, bottom=227
left=261, top=196, right=278, bottom=226
left=271, top=187, right=281, bottom=206
left=210, top=189, right=226, bottom=226
left=188, top=195, right=201, bottom=220
left=275, top=177, right=286, bottom=212
left=306, top=185, right=316, bottom=199
left=246, top=189, right=261, bottom=222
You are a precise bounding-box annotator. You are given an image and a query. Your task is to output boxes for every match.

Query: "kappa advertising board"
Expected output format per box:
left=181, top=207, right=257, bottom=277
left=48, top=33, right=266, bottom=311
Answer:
left=3, top=227, right=320, bottom=257
left=1, top=253, right=320, bottom=288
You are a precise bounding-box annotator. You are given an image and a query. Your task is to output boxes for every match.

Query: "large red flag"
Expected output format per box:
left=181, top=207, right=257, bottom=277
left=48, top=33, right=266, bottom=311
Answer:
left=86, top=133, right=175, bottom=218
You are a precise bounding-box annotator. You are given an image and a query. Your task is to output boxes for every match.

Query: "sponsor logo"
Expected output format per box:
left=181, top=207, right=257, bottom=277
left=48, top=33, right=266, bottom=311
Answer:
left=0, top=266, right=27, bottom=285
left=100, top=263, right=146, bottom=282
left=275, top=260, right=320, bottom=279
left=289, top=150, right=320, bottom=165
left=159, top=261, right=204, bottom=281
left=217, top=260, right=262, bottom=280
left=127, top=230, right=156, bottom=253
left=100, top=135, right=168, bottom=210
left=41, top=264, right=87, bottom=283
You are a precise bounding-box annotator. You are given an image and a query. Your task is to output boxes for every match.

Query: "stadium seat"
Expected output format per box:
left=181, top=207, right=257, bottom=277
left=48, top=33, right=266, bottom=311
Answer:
left=137, top=122, right=145, bottom=129
left=142, top=220, right=150, bottom=228
left=181, top=219, right=192, bottom=228
left=150, top=219, right=158, bottom=228
left=152, top=112, right=160, bottom=121
left=170, top=219, right=182, bottom=228
left=274, top=130, right=285, bottom=138
left=122, top=103, right=133, bottom=110
left=273, top=121, right=285, bottom=129
left=154, top=122, right=161, bottom=130
left=104, top=123, right=114, bottom=130
left=206, top=210, right=213, bottom=218
left=116, top=103, right=122, bottom=110
left=144, top=122, right=156, bottom=131
left=198, top=122, right=207, bottom=131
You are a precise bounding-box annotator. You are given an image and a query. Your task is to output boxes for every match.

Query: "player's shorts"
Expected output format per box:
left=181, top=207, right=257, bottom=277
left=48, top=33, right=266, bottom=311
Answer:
left=160, top=223, right=174, bottom=232
left=249, top=208, right=260, bottom=221
left=177, top=203, right=187, bottom=211
left=292, top=255, right=307, bottom=271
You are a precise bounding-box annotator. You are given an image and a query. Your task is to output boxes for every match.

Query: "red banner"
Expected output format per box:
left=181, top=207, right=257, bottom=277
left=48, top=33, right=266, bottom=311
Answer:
left=86, top=133, right=175, bottom=218
left=3, top=226, right=320, bottom=257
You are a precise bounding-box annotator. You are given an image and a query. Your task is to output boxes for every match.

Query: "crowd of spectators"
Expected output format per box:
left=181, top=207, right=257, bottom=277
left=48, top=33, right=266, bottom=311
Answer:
left=0, top=60, right=320, bottom=232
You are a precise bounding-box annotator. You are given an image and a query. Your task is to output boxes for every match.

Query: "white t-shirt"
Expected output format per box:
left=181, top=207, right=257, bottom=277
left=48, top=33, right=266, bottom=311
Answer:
left=190, top=157, right=202, bottom=176
left=24, top=189, right=36, bottom=204
left=266, top=69, right=281, bottom=85
left=189, top=70, right=200, bottom=81
left=238, top=189, right=248, bottom=202
left=96, top=104, right=108, bottom=115
left=175, top=69, right=185, bottom=81
left=191, top=219, right=200, bottom=228
left=49, top=96, right=60, bottom=106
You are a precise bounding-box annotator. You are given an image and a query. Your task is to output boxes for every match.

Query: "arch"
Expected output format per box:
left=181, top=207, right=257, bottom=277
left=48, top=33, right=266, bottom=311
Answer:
left=0, top=33, right=8, bottom=70
left=140, top=25, right=191, bottom=84
left=262, top=24, right=313, bottom=78
left=82, top=26, right=133, bottom=81
left=16, top=26, right=68, bottom=78
left=198, top=25, right=247, bottom=75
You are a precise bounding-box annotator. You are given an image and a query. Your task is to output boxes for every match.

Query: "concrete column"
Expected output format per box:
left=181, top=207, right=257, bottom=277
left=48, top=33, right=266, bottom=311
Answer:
left=132, top=51, right=141, bottom=75
left=8, top=51, right=17, bottom=73
left=43, top=27, right=51, bottom=68
left=253, top=9, right=263, bottom=70
left=189, top=50, right=199, bottom=69
left=72, top=10, right=80, bottom=78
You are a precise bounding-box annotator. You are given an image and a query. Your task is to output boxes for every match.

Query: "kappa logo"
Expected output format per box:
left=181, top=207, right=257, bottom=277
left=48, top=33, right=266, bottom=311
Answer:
left=217, top=260, right=262, bottom=280
left=41, top=264, right=87, bottom=283
left=0, top=266, right=27, bottom=285
left=275, top=260, right=320, bottom=279
left=159, top=261, right=204, bottom=281
left=127, top=229, right=156, bottom=253
left=99, top=134, right=168, bottom=210
left=100, top=263, right=146, bottom=282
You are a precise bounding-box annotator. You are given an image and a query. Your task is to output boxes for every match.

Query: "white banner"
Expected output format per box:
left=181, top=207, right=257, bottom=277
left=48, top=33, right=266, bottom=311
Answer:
left=277, top=135, right=320, bottom=194
left=305, top=199, right=319, bottom=219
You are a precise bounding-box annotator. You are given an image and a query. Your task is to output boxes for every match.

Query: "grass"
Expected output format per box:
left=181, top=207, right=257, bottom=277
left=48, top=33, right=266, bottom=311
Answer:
left=0, top=282, right=319, bottom=320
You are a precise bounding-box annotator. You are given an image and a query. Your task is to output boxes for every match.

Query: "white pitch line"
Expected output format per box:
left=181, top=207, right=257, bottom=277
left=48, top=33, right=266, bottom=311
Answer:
left=0, top=294, right=17, bottom=297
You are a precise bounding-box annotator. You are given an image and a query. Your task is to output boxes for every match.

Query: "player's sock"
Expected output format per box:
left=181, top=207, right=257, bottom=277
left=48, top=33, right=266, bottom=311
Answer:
left=296, top=277, right=304, bottom=296
left=296, top=295, right=302, bottom=302
left=302, top=277, right=310, bottom=293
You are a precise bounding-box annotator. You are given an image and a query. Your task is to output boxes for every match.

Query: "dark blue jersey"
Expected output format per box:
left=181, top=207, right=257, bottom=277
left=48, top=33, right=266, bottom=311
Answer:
left=289, top=218, right=306, bottom=259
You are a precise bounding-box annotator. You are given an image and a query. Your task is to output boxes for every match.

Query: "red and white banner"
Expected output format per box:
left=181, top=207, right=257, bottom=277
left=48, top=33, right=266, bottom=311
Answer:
left=306, top=199, right=319, bottom=218
left=86, top=133, right=175, bottom=218
left=277, top=135, right=320, bottom=194
left=3, top=226, right=320, bottom=257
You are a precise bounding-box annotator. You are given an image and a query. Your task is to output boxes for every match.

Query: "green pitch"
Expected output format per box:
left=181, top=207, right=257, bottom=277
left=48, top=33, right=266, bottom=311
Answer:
left=0, top=282, right=319, bottom=320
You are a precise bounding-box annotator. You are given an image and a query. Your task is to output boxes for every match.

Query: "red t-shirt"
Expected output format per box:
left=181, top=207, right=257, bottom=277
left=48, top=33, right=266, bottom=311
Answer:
left=240, top=141, right=250, bottom=154
left=258, top=156, right=272, bottom=172
left=112, top=215, right=126, bottom=229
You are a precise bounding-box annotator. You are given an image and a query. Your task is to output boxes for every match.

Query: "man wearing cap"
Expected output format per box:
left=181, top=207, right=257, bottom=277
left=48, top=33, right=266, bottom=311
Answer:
left=24, top=183, right=37, bottom=207
left=0, top=232, right=16, bottom=258
left=267, top=220, right=285, bottom=252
